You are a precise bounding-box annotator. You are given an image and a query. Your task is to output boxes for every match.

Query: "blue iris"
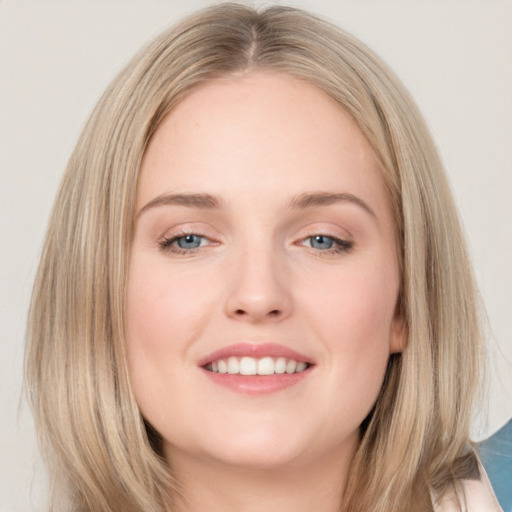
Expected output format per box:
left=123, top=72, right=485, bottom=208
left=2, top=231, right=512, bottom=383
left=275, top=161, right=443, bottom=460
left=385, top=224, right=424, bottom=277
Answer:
left=309, top=235, right=335, bottom=250
left=176, top=235, right=203, bottom=249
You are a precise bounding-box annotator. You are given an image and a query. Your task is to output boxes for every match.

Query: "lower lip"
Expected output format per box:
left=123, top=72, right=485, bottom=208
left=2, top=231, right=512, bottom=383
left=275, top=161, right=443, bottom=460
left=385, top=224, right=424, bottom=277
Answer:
left=200, top=367, right=312, bottom=395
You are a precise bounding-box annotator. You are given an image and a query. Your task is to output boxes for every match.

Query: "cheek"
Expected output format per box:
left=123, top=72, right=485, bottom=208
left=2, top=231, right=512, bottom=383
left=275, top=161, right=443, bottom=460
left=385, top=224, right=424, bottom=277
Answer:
left=299, top=260, right=398, bottom=401
left=126, top=258, right=216, bottom=354
left=124, top=255, right=220, bottom=416
left=303, top=262, right=398, bottom=349
left=289, top=263, right=398, bottom=449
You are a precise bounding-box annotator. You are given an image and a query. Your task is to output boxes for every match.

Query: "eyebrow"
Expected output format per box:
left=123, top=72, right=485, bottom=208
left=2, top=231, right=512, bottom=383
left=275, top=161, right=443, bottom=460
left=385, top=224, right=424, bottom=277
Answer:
left=289, top=192, right=376, bottom=218
left=137, top=191, right=376, bottom=219
left=138, top=193, right=221, bottom=217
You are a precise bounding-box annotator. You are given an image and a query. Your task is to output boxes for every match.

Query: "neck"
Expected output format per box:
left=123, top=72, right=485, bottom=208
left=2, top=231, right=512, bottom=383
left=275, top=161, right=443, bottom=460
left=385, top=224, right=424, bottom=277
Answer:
left=167, top=447, right=353, bottom=512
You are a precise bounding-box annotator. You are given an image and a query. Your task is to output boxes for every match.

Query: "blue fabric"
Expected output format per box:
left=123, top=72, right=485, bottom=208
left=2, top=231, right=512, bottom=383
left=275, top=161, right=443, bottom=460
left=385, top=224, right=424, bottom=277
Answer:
left=479, top=419, right=512, bottom=511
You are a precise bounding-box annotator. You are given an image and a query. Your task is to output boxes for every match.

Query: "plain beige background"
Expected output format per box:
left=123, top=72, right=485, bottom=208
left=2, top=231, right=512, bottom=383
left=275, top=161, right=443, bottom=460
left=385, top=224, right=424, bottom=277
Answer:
left=1, top=1, right=511, bottom=510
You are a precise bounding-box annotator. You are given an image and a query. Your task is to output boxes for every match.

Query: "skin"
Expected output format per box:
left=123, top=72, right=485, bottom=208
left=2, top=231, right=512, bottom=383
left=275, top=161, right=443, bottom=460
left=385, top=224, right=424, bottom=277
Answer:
left=126, top=71, right=404, bottom=512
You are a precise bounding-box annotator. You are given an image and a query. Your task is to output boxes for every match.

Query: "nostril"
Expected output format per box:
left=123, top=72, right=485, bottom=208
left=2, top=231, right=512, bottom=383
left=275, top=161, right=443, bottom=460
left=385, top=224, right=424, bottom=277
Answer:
left=233, top=308, right=281, bottom=317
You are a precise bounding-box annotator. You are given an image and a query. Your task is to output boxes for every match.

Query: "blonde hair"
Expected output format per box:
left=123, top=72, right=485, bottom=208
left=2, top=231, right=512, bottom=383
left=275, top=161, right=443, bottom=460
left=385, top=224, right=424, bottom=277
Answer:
left=25, top=3, right=484, bottom=511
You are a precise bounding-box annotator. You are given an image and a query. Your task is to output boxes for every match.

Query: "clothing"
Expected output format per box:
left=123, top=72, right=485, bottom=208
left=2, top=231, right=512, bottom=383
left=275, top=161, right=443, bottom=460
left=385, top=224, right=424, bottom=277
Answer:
left=479, top=419, right=512, bottom=511
left=434, top=462, right=504, bottom=512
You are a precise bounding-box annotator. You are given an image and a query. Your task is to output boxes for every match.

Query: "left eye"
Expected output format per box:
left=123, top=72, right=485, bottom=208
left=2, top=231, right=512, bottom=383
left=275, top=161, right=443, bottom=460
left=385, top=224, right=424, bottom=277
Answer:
left=306, top=235, right=336, bottom=250
left=300, top=234, right=353, bottom=253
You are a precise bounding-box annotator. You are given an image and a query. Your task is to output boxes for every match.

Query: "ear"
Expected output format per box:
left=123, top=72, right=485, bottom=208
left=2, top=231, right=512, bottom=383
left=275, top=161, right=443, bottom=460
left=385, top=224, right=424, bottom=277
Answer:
left=389, top=312, right=407, bottom=354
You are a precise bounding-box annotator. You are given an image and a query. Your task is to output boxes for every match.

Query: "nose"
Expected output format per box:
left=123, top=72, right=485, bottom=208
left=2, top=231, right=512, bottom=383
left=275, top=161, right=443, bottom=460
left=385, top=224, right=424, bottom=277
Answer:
left=224, top=247, right=292, bottom=323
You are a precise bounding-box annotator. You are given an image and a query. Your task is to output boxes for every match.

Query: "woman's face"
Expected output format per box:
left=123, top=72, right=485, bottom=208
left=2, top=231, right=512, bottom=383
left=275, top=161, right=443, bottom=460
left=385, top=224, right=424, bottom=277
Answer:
left=127, top=72, right=404, bottom=473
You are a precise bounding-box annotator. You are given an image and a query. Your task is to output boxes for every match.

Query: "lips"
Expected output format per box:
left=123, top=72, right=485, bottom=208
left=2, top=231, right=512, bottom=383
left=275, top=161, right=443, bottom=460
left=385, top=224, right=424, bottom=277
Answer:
left=198, top=343, right=314, bottom=394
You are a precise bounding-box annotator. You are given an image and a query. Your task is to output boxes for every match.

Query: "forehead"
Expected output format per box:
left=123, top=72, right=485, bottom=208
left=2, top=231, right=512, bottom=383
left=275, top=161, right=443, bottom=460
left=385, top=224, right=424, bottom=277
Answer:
left=138, top=71, right=387, bottom=212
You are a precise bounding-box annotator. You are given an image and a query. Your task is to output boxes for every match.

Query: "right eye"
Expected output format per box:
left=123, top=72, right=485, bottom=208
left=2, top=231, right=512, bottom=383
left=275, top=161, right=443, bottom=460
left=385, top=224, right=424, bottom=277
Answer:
left=159, top=233, right=211, bottom=254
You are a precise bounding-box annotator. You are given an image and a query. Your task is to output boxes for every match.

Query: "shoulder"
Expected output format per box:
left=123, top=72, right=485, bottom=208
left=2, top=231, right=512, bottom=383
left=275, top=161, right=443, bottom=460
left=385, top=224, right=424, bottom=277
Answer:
left=434, top=463, right=504, bottom=512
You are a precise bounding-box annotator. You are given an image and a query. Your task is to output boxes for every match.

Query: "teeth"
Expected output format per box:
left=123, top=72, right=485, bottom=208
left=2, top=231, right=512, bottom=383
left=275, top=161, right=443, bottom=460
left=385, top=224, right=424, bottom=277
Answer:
left=296, top=362, right=307, bottom=372
left=257, top=357, right=274, bottom=375
left=274, top=357, right=287, bottom=374
left=227, top=356, right=239, bottom=374
left=206, top=356, right=309, bottom=375
left=218, top=359, right=227, bottom=374
left=240, top=357, right=257, bottom=375
left=285, top=360, right=297, bottom=374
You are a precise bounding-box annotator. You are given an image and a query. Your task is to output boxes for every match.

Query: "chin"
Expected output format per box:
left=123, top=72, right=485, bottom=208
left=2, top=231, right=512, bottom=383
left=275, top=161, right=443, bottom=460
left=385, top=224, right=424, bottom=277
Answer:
left=220, top=440, right=303, bottom=469
left=165, top=422, right=312, bottom=472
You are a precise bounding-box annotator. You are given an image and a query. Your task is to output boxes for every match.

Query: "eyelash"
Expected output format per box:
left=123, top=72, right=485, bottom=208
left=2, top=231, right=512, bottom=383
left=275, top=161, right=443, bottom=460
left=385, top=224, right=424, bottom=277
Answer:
left=159, top=232, right=353, bottom=257
left=158, top=232, right=213, bottom=255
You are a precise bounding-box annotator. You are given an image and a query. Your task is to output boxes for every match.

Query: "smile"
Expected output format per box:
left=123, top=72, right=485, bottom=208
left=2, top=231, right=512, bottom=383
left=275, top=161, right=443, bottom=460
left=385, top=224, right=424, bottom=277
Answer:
left=199, top=343, right=314, bottom=394
left=205, top=356, right=309, bottom=375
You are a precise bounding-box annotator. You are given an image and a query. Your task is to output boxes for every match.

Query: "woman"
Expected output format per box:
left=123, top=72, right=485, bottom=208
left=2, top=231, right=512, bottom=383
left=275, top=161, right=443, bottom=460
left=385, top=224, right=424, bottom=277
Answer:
left=24, top=3, right=502, bottom=511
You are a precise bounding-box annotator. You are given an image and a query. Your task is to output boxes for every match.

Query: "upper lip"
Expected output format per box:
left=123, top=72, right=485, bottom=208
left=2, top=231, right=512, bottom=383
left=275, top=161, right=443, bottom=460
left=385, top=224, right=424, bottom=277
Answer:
left=197, top=343, right=314, bottom=367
